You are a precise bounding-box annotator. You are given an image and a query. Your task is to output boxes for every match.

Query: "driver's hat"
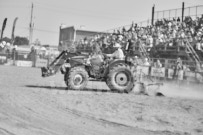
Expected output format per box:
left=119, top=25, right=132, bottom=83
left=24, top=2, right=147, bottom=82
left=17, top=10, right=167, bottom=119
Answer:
left=113, top=43, right=121, bottom=48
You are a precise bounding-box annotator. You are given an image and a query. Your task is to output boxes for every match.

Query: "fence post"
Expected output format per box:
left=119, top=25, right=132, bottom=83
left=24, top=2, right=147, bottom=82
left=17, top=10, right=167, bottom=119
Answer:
left=151, top=5, right=155, bottom=25
left=13, top=49, right=16, bottom=66
left=182, top=2, right=185, bottom=22
left=165, top=59, right=169, bottom=68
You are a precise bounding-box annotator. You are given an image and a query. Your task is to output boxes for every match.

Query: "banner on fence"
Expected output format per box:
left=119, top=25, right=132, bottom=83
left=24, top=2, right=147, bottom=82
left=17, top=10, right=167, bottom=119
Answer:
left=151, top=67, right=165, bottom=77
left=4, top=59, right=13, bottom=66
left=185, top=71, right=196, bottom=78
left=0, top=55, right=7, bottom=65
left=168, top=68, right=174, bottom=79
left=35, top=59, right=48, bottom=67
left=177, top=70, right=184, bottom=80
left=196, top=72, right=203, bottom=82
left=16, top=60, right=32, bottom=67
left=136, top=66, right=149, bottom=75
left=185, top=71, right=196, bottom=82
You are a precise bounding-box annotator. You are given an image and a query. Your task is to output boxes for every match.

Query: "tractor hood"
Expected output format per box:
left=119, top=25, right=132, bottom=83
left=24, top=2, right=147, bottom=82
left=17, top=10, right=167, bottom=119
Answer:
left=71, top=55, right=87, bottom=59
left=69, top=55, right=88, bottom=66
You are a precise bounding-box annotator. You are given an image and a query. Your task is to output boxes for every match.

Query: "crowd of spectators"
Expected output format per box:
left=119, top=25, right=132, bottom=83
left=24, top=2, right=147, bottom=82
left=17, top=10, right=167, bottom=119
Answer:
left=74, top=15, right=203, bottom=77
left=0, top=41, right=12, bottom=53
left=76, top=15, right=203, bottom=60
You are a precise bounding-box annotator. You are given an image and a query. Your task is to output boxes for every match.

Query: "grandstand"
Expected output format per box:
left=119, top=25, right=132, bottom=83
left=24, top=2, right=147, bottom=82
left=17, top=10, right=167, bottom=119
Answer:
left=72, top=3, right=203, bottom=72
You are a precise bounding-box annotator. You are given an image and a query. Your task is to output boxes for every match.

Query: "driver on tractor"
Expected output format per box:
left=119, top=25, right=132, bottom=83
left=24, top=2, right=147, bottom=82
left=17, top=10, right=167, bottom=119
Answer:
left=87, top=42, right=124, bottom=66
left=104, top=42, right=124, bottom=60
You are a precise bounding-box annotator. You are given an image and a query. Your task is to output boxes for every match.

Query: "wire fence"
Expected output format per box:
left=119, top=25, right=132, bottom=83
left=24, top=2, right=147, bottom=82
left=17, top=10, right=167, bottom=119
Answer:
left=104, top=19, right=151, bottom=33
left=104, top=4, right=203, bottom=34
left=0, top=50, right=56, bottom=67
left=155, top=5, right=203, bottom=21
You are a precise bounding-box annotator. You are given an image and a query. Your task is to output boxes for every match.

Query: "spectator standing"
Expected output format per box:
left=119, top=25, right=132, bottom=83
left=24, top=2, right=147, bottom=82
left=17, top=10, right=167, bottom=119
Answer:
left=173, top=57, right=183, bottom=80
left=154, top=59, right=162, bottom=68
left=105, top=43, right=124, bottom=60
left=133, top=56, right=142, bottom=65
left=195, top=40, right=201, bottom=51
left=149, top=35, right=153, bottom=47
left=177, top=17, right=181, bottom=23
left=143, top=58, right=150, bottom=66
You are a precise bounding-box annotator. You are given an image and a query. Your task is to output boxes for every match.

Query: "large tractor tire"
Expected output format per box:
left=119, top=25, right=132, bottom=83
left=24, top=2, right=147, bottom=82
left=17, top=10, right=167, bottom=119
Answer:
left=106, top=64, right=134, bottom=93
left=66, top=66, right=88, bottom=90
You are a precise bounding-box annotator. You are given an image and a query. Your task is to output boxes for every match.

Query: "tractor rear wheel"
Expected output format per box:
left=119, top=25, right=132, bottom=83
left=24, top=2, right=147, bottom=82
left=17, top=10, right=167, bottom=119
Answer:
left=66, top=66, right=88, bottom=90
left=106, top=64, right=134, bottom=93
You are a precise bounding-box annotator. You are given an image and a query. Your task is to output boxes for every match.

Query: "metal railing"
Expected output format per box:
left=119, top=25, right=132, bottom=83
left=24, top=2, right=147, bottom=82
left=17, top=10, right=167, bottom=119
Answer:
left=155, top=5, right=203, bottom=21
left=105, top=4, right=203, bottom=34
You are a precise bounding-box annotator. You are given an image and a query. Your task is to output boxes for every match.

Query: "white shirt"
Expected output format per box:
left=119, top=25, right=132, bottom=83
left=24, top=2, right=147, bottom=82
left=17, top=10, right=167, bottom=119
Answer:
left=143, top=61, right=150, bottom=66
left=168, top=22, right=172, bottom=27
left=196, top=42, right=201, bottom=50
left=149, top=36, right=153, bottom=47
left=111, top=48, right=124, bottom=59
left=181, top=32, right=185, bottom=38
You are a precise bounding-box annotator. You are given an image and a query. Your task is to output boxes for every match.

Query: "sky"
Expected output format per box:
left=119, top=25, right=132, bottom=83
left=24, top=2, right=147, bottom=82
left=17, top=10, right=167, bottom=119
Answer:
left=0, top=0, right=203, bottom=46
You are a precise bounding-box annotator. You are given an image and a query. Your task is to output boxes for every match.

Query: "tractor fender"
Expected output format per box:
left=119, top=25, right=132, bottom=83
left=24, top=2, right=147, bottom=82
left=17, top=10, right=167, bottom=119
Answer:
left=69, top=59, right=85, bottom=67
left=102, top=59, right=134, bottom=77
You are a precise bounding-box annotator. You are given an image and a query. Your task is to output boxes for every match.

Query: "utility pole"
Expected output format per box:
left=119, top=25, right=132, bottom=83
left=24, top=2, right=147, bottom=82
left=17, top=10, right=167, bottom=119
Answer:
left=29, top=3, right=34, bottom=45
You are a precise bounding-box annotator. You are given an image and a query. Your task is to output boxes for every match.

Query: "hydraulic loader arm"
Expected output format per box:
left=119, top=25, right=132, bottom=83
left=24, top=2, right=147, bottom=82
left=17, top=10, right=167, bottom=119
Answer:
left=125, top=41, right=132, bottom=61
left=41, top=51, right=68, bottom=77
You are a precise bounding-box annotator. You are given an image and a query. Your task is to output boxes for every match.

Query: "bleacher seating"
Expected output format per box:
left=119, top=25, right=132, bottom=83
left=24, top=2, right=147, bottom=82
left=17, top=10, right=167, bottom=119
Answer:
left=75, top=15, right=203, bottom=66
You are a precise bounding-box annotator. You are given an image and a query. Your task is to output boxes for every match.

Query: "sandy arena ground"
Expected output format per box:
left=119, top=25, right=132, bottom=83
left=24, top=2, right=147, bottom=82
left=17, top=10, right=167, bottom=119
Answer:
left=0, top=65, right=203, bottom=135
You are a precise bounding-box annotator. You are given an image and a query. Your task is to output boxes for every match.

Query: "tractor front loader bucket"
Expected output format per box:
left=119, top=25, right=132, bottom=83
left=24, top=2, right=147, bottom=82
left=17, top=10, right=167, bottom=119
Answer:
left=41, top=67, right=54, bottom=77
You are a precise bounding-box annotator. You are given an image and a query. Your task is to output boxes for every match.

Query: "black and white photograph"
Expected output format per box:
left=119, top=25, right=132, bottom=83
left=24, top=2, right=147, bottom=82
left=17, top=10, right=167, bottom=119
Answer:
left=0, top=0, right=203, bottom=134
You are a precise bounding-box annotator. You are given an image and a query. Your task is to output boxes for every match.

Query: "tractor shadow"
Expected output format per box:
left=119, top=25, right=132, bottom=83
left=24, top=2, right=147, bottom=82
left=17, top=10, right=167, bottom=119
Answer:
left=25, top=85, right=120, bottom=94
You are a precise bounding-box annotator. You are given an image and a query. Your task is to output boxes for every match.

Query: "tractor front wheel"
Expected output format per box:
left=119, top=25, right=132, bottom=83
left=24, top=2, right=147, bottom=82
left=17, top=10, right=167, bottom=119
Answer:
left=66, top=66, right=88, bottom=90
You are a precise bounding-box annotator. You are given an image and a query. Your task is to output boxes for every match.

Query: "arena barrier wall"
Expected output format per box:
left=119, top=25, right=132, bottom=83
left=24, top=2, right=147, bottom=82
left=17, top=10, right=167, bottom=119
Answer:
left=136, top=65, right=203, bottom=83
left=0, top=55, right=7, bottom=65
left=35, top=58, right=48, bottom=68
left=16, top=60, right=33, bottom=67
left=151, top=67, right=166, bottom=78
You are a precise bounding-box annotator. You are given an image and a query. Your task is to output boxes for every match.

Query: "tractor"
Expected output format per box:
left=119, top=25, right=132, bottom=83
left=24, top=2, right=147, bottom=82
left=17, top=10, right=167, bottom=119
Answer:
left=41, top=46, right=136, bottom=93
